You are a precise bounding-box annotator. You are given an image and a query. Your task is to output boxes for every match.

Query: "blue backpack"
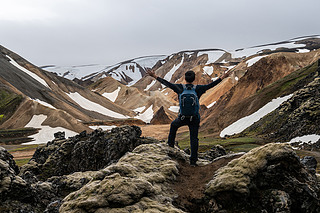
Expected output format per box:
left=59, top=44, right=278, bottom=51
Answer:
left=179, top=84, right=200, bottom=118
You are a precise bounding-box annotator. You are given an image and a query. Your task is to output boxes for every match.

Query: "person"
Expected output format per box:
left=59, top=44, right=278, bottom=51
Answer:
left=146, top=68, right=229, bottom=166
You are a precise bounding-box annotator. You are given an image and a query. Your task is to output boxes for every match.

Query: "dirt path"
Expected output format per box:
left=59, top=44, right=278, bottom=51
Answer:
left=171, top=155, right=241, bottom=212
left=10, top=150, right=36, bottom=160
left=140, top=124, right=189, bottom=140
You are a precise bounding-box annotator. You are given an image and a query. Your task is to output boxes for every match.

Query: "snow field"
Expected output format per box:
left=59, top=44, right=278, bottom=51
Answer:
left=197, top=50, right=225, bottom=65
left=246, top=56, right=266, bottom=67
left=7, top=55, right=50, bottom=88
left=288, top=134, right=320, bottom=145
left=102, top=87, right=121, bottom=102
left=134, top=105, right=154, bottom=123
left=144, top=80, right=157, bottom=91
left=203, top=66, right=214, bottom=75
left=33, top=99, right=56, bottom=109
left=230, top=42, right=306, bottom=59
left=133, top=106, right=146, bottom=113
left=66, top=92, right=127, bottom=119
left=24, top=114, right=77, bottom=144
left=207, top=101, right=216, bottom=108
left=164, top=56, right=184, bottom=82
left=89, top=125, right=117, bottom=131
left=168, top=106, right=179, bottom=113
left=220, top=94, right=293, bottom=137
left=133, top=55, right=167, bottom=68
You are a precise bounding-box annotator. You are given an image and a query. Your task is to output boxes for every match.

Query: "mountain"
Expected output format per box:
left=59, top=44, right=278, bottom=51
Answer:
left=1, top=35, right=320, bottom=145
left=0, top=45, right=135, bottom=144
left=44, top=55, right=167, bottom=86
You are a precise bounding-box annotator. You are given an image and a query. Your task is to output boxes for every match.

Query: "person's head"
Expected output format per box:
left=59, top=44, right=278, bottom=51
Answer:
left=185, top=70, right=195, bottom=83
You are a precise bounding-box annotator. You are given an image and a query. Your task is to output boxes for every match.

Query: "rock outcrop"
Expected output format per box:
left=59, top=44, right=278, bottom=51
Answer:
left=20, top=126, right=154, bottom=181
left=60, top=143, right=187, bottom=212
left=150, top=106, right=172, bottom=124
left=1, top=127, right=320, bottom=212
left=205, top=143, right=320, bottom=212
left=244, top=61, right=320, bottom=142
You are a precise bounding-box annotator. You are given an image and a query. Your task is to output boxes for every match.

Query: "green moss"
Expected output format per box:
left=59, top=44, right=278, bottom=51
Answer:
left=176, top=131, right=263, bottom=153
left=15, top=158, right=31, bottom=167
left=9, top=144, right=40, bottom=152
left=0, top=89, right=23, bottom=124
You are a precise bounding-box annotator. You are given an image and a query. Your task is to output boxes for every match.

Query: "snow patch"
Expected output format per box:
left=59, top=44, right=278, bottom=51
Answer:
left=7, top=56, right=50, bottom=88
left=164, top=56, right=184, bottom=81
left=298, top=49, right=310, bottom=53
left=89, top=125, right=117, bottom=131
left=231, top=42, right=306, bottom=59
left=288, top=134, right=320, bottom=145
left=220, top=94, right=293, bottom=137
left=102, top=87, right=121, bottom=102
left=45, top=64, right=106, bottom=80
left=33, top=99, right=56, bottom=109
left=135, top=105, right=154, bottom=123
left=133, top=106, right=146, bottom=113
left=144, top=80, right=157, bottom=91
left=246, top=56, right=266, bottom=67
left=24, top=114, right=77, bottom=144
left=198, top=50, right=225, bottom=65
left=207, top=101, right=216, bottom=108
left=66, top=92, right=127, bottom=119
left=168, top=106, right=179, bottom=113
left=203, top=66, right=214, bottom=75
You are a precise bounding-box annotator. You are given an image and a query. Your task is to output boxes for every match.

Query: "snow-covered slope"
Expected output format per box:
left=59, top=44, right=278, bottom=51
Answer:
left=44, top=35, right=320, bottom=90
left=44, top=55, right=167, bottom=86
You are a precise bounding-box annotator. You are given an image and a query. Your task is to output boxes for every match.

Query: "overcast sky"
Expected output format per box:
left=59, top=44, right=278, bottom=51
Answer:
left=1, top=0, right=319, bottom=67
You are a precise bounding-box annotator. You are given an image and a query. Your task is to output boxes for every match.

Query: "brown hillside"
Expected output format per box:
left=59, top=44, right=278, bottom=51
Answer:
left=200, top=50, right=320, bottom=136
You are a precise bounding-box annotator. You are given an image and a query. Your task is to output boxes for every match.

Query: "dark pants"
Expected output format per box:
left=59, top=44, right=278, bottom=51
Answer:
left=168, top=115, right=200, bottom=163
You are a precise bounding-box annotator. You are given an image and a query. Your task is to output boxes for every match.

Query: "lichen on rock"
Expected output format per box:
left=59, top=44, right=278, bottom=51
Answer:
left=205, top=143, right=320, bottom=212
left=60, top=143, right=186, bottom=212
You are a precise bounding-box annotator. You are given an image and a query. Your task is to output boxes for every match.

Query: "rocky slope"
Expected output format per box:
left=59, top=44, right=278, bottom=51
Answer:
left=1, top=126, right=320, bottom=212
left=242, top=59, right=320, bottom=142
left=200, top=49, right=320, bottom=137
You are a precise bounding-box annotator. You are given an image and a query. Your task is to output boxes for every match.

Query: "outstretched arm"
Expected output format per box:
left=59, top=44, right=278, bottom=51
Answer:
left=219, top=71, right=230, bottom=80
left=146, top=68, right=158, bottom=79
left=145, top=68, right=182, bottom=93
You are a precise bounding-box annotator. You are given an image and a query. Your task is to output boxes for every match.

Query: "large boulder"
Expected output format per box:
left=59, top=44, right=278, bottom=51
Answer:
left=205, top=143, right=320, bottom=212
left=59, top=143, right=188, bottom=212
left=20, top=126, right=155, bottom=181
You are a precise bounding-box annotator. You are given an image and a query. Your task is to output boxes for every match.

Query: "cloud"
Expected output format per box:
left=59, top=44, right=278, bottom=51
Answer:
left=1, top=0, right=319, bottom=66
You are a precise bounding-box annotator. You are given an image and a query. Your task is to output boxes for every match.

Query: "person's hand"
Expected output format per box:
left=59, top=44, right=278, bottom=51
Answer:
left=145, top=67, right=157, bottom=79
left=220, top=71, right=230, bottom=80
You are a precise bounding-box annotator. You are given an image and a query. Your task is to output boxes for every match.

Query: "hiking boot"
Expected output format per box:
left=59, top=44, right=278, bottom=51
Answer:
left=168, top=143, right=174, bottom=148
left=190, top=160, right=198, bottom=167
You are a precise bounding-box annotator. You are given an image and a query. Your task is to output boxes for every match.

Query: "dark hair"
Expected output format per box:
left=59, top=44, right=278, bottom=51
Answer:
left=185, top=70, right=195, bottom=83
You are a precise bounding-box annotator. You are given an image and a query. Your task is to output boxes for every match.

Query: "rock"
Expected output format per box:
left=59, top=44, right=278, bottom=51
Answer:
left=205, top=143, right=320, bottom=212
left=150, top=106, right=172, bottom=124
left=20, top=125, right=152, bottom=181
left=199, top=145, right=227, bottom=161
left=301, top=156, right=317, bottom=175
left=245, top=65, right=320, bottom=142
left=54, top=131, right=65, bottom=140
left=0, top=146, right=33, bottom=203
left=59, top=143, right=188, bottom=212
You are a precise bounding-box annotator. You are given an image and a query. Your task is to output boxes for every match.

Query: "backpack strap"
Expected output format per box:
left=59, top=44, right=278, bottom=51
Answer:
left=182, top=84, right=195, bottom=90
